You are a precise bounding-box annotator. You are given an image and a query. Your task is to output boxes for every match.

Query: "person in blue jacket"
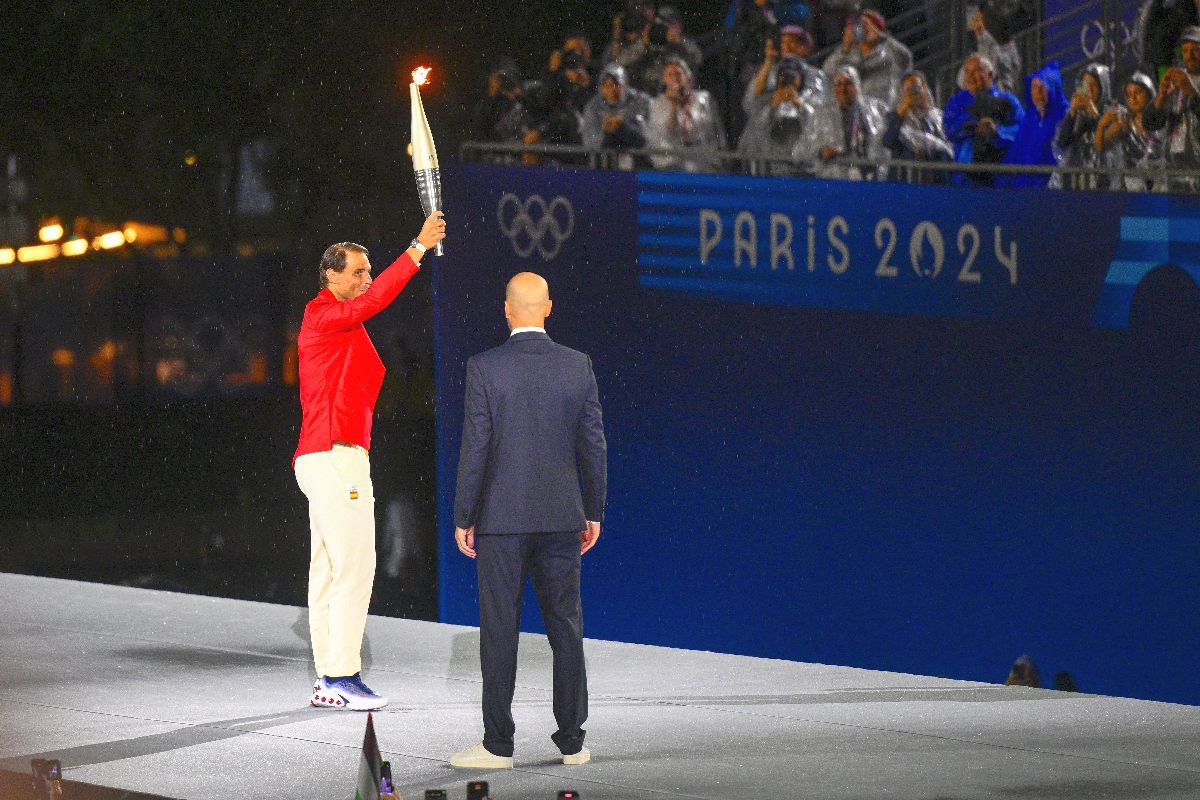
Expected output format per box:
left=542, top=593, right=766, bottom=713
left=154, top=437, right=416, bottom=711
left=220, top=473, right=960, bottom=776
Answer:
left=943, top=53, right=1024, bottom=185
left=1000, top=61, right=1067, bottom=187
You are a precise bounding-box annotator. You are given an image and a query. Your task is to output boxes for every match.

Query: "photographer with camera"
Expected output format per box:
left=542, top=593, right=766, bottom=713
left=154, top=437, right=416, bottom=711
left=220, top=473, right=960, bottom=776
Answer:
left=546, top=33, right=596, bottom=115
left=1052, top=63, right=1111, bottom=189
left=882, top=70, right=953, bottom=182
left=470, top=58, right=530, bottom=160
left=822, top=10, right=911, bottom=107
left=942, top=53, right=1024, bottom=186
left=625, top=5, right=703, bottom=96
left=582, top=64, right=651, bottom=170
left=1096, top=73, right=1163, bottom=192
left=744, top=25, right=826, bottom=119
left=738, top=54, right=818, bottom=175
left=1144, top=26, right=1200, bottom=190
left=605, top=2, right=653, bottom=67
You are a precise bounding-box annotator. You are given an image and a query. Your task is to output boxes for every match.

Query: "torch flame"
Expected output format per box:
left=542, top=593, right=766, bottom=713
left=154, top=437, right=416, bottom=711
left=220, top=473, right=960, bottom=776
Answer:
left=412, top=66, right=431, bottom=86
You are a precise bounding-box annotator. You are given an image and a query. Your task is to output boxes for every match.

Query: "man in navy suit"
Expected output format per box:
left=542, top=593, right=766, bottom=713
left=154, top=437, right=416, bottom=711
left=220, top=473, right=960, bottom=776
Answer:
left=450, top=272, right=607, bottom=769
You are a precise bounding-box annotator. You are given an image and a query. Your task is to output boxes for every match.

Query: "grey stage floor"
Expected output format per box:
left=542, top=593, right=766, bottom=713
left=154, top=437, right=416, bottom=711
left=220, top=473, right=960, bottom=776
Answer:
left=1, top=574, right=1198, bottom=800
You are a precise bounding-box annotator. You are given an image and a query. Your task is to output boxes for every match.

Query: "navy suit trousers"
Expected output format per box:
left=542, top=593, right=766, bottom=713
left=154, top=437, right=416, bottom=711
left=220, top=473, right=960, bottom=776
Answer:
left=476, top=531, right=587, bottom=757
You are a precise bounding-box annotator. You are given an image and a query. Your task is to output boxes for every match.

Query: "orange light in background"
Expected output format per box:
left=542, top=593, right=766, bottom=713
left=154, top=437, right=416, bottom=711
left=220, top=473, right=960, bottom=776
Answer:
left=18, top=243, right=60, bottom=262
left=0, top=248, right=14, bottom=265
left=51, top=348, right=76, bottom=368
left=122, top=221, right=169, bottom=245
left=412, top=66, right=431, bottom=85
left=183, top=150, right=198, bottom=167
left=61, top=238, right=89, bottom=257
left=172, top=227, right=187, bottom=244
left=93, top=231, right=126, bottom=250
left=38, top=222, right=65, bottom=243
left=0, top=372, right=11, bottom=406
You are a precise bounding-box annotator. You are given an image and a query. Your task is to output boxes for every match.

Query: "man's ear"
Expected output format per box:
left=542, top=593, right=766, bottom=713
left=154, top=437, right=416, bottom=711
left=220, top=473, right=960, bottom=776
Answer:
left=504, top=300, right=512, bottom=319
left=545, top=299, right=553, bottom=318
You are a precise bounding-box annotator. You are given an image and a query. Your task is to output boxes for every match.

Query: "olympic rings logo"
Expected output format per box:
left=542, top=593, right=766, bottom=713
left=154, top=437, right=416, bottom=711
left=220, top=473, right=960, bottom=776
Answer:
left=496, top=193, right=575, bottom=261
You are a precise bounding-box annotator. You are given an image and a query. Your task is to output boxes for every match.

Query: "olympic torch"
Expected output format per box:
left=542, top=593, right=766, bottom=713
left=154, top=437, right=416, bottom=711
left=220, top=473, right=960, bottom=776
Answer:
left=410, top=66, right=443, bottom=256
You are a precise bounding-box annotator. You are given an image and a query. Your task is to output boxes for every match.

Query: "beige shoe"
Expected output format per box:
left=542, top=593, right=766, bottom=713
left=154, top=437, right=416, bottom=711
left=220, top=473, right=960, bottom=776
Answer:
left=562, top=746, right=591, bottom=765
left=449, top=741, right=513, bottom=769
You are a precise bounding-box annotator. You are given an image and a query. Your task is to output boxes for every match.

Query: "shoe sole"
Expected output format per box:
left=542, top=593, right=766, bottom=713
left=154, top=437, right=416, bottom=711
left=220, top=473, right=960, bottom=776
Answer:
left=310, top=690, right=386, bottom=711
left=563, top=752, right=591, bottom=765
left=449, top=757, right=513, bottom=769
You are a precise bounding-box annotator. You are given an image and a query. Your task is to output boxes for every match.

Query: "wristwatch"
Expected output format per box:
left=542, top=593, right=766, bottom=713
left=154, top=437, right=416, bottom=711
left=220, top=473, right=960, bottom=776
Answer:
left=409, top=238, right=427, bottom=254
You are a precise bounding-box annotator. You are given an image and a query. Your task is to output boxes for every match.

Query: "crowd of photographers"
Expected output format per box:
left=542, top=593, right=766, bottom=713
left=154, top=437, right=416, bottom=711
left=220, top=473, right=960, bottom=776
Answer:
left=471, top=1, right=1200, bottom=192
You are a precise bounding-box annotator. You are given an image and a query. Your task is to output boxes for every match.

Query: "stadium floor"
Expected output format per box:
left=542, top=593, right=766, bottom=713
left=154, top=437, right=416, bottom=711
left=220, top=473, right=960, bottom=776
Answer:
left=1, top=573, right=1197, bottom=800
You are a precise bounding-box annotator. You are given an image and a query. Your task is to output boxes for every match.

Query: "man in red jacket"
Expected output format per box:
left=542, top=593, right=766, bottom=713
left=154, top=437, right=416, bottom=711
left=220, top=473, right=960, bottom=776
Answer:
left=295, top=211, right=445, bottom=710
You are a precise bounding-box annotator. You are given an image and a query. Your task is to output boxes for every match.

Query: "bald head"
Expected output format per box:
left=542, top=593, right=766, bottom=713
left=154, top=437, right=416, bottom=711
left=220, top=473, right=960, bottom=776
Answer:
left=505, top=272, right=552, bottom=329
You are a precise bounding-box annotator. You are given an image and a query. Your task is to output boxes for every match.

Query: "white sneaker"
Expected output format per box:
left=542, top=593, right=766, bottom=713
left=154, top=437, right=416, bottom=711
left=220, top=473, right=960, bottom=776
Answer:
left=311, top=674, right=387, bottom=711
left=563, top=746, right=591, bottom=765
left=449, top=741, right=513, bottom=769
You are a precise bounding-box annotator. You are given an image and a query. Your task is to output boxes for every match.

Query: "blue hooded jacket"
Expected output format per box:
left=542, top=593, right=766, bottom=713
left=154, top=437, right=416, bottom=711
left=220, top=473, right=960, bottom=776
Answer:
left=1001, top=61, right=1068, bottom=187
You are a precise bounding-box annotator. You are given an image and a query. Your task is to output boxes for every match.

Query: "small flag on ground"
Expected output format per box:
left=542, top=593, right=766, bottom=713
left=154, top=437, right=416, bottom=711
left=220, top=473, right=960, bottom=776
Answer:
left=355, top=712, right=382, bottom=800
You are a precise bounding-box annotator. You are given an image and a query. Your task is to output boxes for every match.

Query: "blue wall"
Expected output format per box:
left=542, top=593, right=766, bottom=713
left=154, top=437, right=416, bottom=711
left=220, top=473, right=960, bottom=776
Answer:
left=436, top=161, right=1200, bottom=706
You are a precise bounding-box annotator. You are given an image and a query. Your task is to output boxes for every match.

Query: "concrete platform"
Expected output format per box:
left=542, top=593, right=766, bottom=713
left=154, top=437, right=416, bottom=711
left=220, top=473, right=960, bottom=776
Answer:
left=0, top=573, right=1197, bottom=800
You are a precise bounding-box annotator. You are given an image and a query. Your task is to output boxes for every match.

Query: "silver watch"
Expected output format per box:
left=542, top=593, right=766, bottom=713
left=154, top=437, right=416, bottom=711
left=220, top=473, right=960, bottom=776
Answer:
left=409, top=238, right=427, bottom=254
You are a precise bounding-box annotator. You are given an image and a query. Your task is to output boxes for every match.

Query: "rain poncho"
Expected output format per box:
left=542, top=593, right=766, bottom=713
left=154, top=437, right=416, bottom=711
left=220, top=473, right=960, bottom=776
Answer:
left=1000, top=61, right=1067, bottom=188
left=742, top=58, right=828, bottom=118
left=646, top=89, right=727, bottom=173
left=822, top=34, right=913, bottom=107
left=581, top=65, right=651, bottom=152
left=881, top=79, right=953, bottom=181
left=943, top=78, right=1024, bottom=185
left=1100, top=75, right=1164, bottom=192
left=1053, top=63, right=1112, bottom=188
left=798, top=67, right=888, bottom=180
left=1142, top=65, right=1200, bottom=181
left=738, top=89, right=818, bottom=175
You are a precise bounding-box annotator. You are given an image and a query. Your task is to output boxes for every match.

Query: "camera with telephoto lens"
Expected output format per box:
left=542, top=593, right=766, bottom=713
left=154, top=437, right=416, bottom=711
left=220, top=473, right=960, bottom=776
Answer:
left=560, top=48, right=584, bottom=70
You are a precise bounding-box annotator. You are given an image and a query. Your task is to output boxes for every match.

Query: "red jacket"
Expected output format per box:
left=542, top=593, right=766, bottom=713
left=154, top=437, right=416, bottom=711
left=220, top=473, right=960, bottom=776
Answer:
left=293, top=251, right=420, bottom=465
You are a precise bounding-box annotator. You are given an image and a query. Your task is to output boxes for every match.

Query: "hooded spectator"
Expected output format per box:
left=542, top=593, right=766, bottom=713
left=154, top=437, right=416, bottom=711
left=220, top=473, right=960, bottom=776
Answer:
left=1096, top=72, right=1164, bottom=192
left=738, top=55, right=818, bottom=174
left=1054, top=62, right=1112, bottom=189
left=882, top=70, right=953, bottom=182
left=646, top=57, right=727, bottom=172
left=822, top=11, right=913, bottom=107
left=582, top=64, right=651, bottom=169
left=967, top=4, right=1021, bottom=95
left=744, top=25, right=827, bottom=118
left=1000, top=61, right=1067, bottom=187
left=943, top=53, right=1025, bottom=185
left=800, top=64, right=888, bottom=180
left=1144, top=26, right=1200, bottom=190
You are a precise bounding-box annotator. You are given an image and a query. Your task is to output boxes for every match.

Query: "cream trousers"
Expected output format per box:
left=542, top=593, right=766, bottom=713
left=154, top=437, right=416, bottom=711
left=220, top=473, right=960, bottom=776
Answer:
left=294, top=444, right=375, bottom=678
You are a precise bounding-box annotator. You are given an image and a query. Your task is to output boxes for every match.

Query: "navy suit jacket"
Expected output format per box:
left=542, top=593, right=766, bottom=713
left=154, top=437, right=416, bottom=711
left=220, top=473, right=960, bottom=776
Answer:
left=454, top=331, right=607, bottom=535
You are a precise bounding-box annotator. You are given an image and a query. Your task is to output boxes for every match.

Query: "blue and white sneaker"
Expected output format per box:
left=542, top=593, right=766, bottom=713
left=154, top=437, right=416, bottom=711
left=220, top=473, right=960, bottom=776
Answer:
left=310, top=673, right=388, bottom=711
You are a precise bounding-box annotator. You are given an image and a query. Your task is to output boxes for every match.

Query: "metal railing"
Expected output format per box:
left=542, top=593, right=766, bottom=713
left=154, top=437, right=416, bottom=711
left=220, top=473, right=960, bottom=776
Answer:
left=460, top=140, right=1200, bottom=194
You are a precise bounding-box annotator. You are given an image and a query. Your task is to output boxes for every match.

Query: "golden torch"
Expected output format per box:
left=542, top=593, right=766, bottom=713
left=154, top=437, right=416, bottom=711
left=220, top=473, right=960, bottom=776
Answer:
left=410, top=66, right=443, bottom=256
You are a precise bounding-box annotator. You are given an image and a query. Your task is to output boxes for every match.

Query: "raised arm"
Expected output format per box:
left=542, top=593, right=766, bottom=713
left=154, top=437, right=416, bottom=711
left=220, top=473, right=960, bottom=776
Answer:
left=309, top=212, right=445, bottom=333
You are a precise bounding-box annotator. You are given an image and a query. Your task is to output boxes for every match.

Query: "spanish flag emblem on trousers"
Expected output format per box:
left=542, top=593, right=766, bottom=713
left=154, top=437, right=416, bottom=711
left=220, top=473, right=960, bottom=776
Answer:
left=355, top=712, right=382, bottom=800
